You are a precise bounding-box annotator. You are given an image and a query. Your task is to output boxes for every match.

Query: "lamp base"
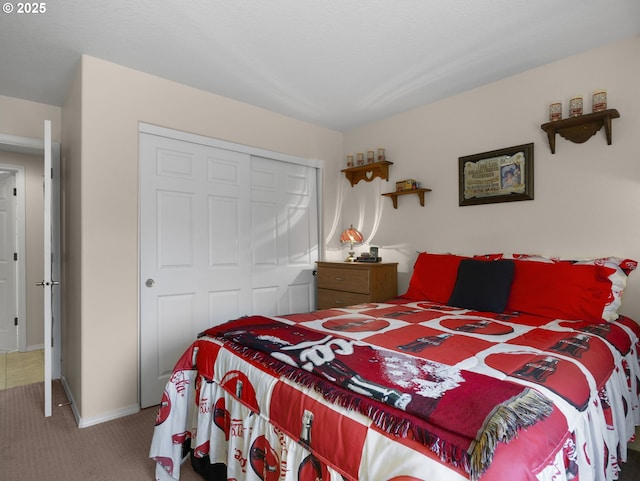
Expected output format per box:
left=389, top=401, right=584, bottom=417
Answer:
left=344, top=251, right=357, bottom=262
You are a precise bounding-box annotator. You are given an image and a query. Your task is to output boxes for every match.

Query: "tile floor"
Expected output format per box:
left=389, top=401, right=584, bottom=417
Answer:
left=0, top=349, right=44, bottom=390
left=631, top=427, right=640, bottom=452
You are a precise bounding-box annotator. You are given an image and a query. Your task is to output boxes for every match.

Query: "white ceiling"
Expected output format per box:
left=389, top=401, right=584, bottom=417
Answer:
left=1, top=0, right=639, bottom=131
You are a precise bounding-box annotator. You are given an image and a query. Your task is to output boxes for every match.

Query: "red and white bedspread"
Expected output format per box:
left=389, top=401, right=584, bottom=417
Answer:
left=150, top=299, right=640, bottom=481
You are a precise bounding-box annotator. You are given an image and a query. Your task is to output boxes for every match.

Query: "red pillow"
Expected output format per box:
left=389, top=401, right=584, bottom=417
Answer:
left=403, top=253, right=466, bottom=304
left=506, top=260, right=616, bottom=322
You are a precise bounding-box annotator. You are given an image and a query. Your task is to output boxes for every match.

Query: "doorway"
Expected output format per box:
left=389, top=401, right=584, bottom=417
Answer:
left=0, top=156, right=42, bottom=384
left=0, top=167, right=19, bottom=353
left=0, top=161, right=31, bottom=355
left=0, top=132, right=61, bottom=398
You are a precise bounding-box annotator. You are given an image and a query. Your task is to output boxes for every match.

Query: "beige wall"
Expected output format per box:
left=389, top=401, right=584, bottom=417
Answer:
left=341, top=36, right=640, bottom=321
left=64, top=55, right=343, bottom=423
left=0, top=95, right=61, bottom=141
left=0, top=96, right=62, bottom=351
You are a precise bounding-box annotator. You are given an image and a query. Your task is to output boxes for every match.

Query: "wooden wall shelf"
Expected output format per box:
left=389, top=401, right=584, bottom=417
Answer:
left=342, top=161, right=393, bottom=186
left=382, top=188, right=432, bottom=209
left=540, top=109, right=620, bottom=154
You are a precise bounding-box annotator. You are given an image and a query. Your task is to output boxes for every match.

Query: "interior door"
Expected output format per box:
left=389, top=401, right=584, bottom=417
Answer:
left=0, top=170, right=17, bottom=351
left=42, top=120, right=53, bottom=417
left=40, top=120, right=61, bottom=417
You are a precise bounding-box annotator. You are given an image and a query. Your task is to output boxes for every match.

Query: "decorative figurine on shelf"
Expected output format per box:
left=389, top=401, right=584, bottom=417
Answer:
left=366, top=150, right=375, bottom=163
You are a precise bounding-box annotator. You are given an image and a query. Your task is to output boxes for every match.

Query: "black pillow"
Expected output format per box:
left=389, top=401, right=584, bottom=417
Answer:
left=447, top=259, right=515, bottom=313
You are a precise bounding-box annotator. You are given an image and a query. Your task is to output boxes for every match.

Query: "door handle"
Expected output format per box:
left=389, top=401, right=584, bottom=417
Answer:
left=145, top=278, right=155, bottom=288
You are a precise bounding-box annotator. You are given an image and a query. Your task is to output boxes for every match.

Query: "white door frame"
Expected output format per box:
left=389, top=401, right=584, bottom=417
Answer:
left=0, top=162, right=26, bottom=352
left=0, top=133, right=62, bottom=383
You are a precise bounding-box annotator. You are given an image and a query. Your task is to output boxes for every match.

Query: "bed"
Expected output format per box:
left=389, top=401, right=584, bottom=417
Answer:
left=150, top=252, right=640, bottom=481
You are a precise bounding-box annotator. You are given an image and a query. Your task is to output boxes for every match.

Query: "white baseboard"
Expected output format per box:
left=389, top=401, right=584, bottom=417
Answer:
left=60, top=375, right=140, bottom=428
left=78, top=403, right=140, bottom=428
left=60, top=375, right=80, bottom=425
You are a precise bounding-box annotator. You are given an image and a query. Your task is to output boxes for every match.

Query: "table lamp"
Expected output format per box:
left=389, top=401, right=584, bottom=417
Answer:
left=340, top=225, right=363, bottom=262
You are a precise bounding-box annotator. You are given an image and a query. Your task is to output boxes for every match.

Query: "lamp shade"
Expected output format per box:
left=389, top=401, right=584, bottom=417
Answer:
left=340, top=225, right=363, bottom=245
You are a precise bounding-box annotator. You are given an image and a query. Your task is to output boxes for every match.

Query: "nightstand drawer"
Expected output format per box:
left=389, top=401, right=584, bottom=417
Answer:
left=315, top=261, right=398, bottom=310
left=317, top=289, right=370, bottom=310
left=317, top=267, right=371, bottom=294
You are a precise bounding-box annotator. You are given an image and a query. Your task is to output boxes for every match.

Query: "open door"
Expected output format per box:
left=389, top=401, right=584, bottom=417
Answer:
left=39, top=120, right=61, bottom=417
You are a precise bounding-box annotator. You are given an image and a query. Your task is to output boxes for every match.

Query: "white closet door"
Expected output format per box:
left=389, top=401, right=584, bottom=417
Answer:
left=140, top=134, right=251, bottom=407
left=139, top=132, right=319, bottom=408
left=250, top=156, right=317, bottom=315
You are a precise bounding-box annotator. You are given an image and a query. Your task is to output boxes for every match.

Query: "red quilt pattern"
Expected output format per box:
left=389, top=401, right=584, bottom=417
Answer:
left=150, top=299, right=640, bottom=481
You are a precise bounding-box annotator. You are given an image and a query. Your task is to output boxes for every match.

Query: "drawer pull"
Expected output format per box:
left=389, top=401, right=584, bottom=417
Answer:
left=335, top=300, right=344, bottom=304
left=334, top=277, right=343, bottom=281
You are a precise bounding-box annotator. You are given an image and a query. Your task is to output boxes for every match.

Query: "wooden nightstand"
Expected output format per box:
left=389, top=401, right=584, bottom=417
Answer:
left=316, top=261, right=398, bottom=310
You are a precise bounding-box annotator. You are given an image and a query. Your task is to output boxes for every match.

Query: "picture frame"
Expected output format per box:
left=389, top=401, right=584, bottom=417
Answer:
left=458, top=143, right=534, bottom=206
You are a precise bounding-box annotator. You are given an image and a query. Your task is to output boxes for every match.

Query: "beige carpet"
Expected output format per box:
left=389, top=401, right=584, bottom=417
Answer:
left=0, top=380, right=203, bottom=481
left=1, top=381, right=638, bottom=481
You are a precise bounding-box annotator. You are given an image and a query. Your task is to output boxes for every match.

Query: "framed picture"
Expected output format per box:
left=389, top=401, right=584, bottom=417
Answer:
left=458, top=143, right=534, bottom=206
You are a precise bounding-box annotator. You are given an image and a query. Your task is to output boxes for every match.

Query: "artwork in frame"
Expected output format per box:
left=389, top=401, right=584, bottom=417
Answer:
left=458, top=143, right=534, bottom=206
